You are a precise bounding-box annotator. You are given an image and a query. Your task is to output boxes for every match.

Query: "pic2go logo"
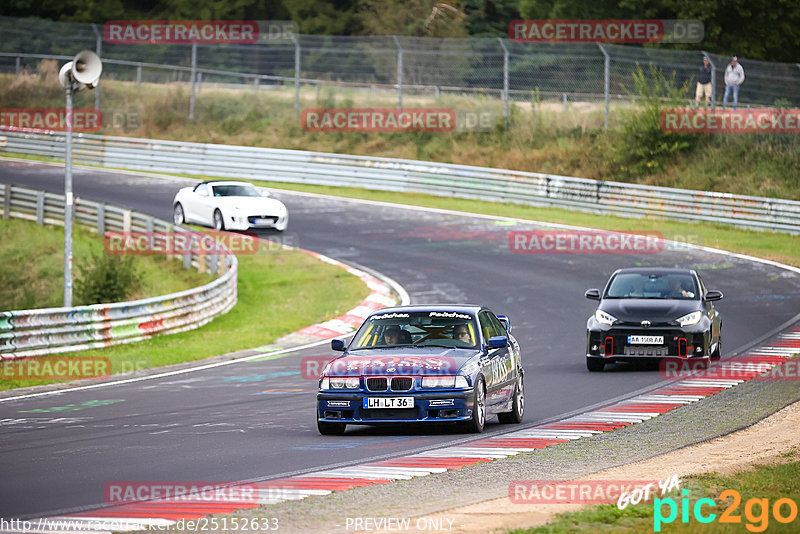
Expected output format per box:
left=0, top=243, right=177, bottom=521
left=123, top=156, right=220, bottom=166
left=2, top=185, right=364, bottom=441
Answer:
left=654, top=489, right=799, bottom=532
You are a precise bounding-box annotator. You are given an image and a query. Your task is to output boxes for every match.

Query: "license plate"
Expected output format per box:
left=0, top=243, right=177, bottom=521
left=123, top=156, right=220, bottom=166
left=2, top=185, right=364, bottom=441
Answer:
left=627, top=335, right=664, bottom=345
left=363, top=397, right=414, bottom=409
left=255, top=218, right=274, bottom=224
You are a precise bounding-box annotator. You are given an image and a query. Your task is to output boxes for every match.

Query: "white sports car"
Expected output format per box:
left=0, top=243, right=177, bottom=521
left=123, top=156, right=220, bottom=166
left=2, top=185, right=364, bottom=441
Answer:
left=172, top=181, right=288, bottom=231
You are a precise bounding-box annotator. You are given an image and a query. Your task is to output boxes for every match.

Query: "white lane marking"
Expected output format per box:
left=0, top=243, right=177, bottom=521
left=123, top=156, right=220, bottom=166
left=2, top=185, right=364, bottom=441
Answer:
left=319, top=466, right=442, bottom=476
left=676, top=380, right=741, bottom=387
left=304, top=470, right=414, bottom=480
left=565, top=414, right=649, bottom=423
left=632, top=395, right=705, bottom=402
left=435, top=447, right=521, bottom=456
left=0, top=339, right=334, bottom=403
left=505, top=429, right=601, bottom=438
left=407, top=450, right=507, bottom=459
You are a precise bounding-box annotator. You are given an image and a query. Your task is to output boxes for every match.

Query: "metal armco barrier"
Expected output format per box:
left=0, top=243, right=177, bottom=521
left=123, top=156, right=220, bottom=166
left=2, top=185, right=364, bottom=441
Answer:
left=2, top=130, right=798, bottom=233
left=0, top=183, right=238, bottom=359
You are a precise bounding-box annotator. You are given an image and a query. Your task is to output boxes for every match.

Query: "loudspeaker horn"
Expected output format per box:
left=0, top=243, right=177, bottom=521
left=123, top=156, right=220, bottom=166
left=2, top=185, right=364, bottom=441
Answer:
left=71, top=50, right=102, bottom=86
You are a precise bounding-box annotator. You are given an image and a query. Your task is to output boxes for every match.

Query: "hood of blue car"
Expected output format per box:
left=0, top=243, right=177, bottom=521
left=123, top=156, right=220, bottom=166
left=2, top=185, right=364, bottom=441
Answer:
left=326, top=347, right=480, bottom=376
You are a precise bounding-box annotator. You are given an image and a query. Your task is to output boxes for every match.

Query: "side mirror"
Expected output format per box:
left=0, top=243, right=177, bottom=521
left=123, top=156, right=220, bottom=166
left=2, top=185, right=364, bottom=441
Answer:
left=496, top=314, right=512, bottom=333
left=487, top=336, right=508, bottom=349
left=585, top=289, right=601, bottom=300
left=331, top=339, right=347, bottom=351
left=704, top=290, right=723, bottom=301
left=260, top=189, right=271, bottom=197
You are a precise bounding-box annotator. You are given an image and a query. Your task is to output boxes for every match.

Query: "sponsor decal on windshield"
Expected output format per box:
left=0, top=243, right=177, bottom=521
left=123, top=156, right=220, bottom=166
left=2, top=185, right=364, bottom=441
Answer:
left=428, top=311, right=472, bottom=320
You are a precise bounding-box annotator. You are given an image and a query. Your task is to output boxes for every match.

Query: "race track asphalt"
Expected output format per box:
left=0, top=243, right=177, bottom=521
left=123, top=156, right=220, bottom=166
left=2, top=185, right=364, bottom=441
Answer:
left=1, top=159, right=799, bottom=519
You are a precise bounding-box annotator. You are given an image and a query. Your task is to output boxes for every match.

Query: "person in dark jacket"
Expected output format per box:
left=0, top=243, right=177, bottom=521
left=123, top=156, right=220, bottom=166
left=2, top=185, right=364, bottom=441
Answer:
left=695, top=56, right=712, bottom=108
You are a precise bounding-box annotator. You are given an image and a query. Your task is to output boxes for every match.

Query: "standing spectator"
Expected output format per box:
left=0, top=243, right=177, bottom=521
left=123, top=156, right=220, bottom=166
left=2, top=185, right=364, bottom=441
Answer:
left=722, top=56, right=745, bottom=110
left=695, top=56, right=713, bottom=108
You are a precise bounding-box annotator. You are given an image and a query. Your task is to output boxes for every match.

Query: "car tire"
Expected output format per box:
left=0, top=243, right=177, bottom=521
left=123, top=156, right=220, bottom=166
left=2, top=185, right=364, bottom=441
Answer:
left=711, top=339, right=721, bottom=360
left=498, top=374, right=524, bottom=424
left=173, top=203, right=185, bottom=225
left=462, top=376, right=486, bottom=433
left=213, top=209, right=225, bottom=231
left=586, top=358, right=605, bottom=372
left=317, top=420, right=346, bottom=435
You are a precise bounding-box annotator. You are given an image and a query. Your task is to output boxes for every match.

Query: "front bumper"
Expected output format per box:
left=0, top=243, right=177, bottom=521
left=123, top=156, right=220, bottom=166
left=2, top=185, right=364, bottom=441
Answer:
left=317, top=389, right=474, bottom=425
left=226, top=213, right=288, bottom=231
left=586, top=324, right=711, bottom=363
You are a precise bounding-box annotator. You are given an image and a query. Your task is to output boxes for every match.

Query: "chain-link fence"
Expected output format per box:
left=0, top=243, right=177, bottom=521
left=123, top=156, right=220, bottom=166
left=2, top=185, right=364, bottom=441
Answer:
left=1, top=16, right=798, bottom=126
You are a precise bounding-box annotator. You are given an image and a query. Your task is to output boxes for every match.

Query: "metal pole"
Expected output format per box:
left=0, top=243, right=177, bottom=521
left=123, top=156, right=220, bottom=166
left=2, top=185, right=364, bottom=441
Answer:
left=189, top=43, right=197, bottom=121
left=15, top=56, right=20, bottom=75
left=64, top=85, right=74, bottom=307
left=290, top=34, right=300, bottom=114
left=598, top=43, right=610, bottom=129
left=704, top=51, right=716, bottom=109
left=497, top=38, right=510, bottom=128
left=92, top=24, right=102, bottom=113
left=392, top=36, right=403, bottom=110
left=136, top=63, right=142, bottom=86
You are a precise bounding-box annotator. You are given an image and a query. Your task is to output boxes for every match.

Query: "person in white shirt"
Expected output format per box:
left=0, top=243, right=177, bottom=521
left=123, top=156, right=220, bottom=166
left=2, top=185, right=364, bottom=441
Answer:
left=722, top=56, right=745, bottom=110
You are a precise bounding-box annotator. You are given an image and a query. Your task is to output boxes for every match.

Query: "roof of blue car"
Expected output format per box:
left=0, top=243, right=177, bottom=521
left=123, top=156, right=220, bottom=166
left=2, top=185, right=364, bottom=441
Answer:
left=368, top=304, right=483, bottom=316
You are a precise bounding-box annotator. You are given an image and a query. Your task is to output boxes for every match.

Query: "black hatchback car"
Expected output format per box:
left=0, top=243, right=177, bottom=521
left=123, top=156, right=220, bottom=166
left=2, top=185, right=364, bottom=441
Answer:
left=585, top=268, right=722, bottom=372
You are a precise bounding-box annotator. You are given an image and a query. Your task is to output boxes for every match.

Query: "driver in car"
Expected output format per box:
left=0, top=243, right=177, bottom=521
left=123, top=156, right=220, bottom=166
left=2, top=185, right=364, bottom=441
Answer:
left=453, top=325, right=471, bottom=344
left=383, top=325, right=401, bottom=345
left=669, top=277, right=694, bottom=298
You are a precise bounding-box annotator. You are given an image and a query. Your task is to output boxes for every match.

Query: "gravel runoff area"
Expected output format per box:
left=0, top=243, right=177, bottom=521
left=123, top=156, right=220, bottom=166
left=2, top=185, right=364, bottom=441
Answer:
left=170, top=357, right=800, bottom=534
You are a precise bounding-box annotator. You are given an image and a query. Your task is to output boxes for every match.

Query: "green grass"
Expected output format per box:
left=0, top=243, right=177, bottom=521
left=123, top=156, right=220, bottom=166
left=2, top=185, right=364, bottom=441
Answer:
left=0, top=217, right=212, bottom=310
left=509, top=458, right=800, bottom=533
left=0, top=243, right=370, bottom=391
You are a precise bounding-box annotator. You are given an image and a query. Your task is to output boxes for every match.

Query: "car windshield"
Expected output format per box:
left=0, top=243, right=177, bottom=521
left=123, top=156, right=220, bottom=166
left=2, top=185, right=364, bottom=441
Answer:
left=605, top=273, right=698, bottom=300
left=350, top=311, right=479, bottom=350
left=212, top=184, right=261, bottom=197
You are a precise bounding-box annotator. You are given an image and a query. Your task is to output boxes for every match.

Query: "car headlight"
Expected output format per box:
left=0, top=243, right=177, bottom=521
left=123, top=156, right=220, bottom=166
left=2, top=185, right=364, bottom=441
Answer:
left=421, top=376, right=469, bottom=388
left=321, top=376, right=360, bottom=389
left=676, top=311, right=702, bottom=327
left=595, top=309, right=618, bottom=325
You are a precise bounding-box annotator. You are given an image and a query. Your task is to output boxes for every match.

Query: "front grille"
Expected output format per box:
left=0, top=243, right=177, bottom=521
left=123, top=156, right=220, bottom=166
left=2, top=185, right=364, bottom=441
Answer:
left=623, top=345, right=668, bottom=356
left=391, top=377, right=413, bottom=391
left=366, top=377, right=388, bottom=391
left=248, top=215, right=278, bottom=224
left=362, top=408, right=417, bottom=420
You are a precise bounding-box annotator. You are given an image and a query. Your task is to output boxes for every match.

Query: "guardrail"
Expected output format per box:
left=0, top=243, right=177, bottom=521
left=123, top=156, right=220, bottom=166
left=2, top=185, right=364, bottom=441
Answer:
left=0, top=182, right=238, bottom=358
left=2, top=130, right=798, bottom=234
